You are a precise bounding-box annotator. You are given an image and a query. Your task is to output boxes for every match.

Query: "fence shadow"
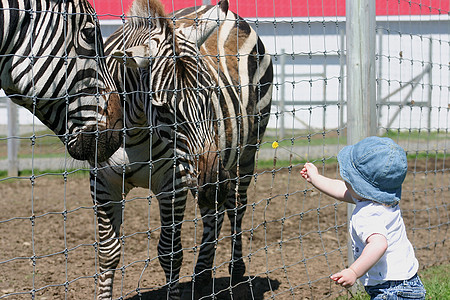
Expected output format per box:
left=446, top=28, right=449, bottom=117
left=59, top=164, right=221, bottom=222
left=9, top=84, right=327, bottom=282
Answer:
left=128, top=276, right=281, bottom=300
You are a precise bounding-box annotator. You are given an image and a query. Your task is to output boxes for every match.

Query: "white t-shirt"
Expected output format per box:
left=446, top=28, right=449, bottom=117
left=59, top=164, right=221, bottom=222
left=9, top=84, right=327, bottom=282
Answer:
left=350, top=199, right=419, bottom=286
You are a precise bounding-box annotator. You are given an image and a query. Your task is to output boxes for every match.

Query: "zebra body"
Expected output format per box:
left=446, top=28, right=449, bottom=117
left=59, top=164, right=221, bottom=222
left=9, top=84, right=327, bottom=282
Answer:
left=94, top=0, right=273, bottom=298
left=0, top=0, right=122, bottom=162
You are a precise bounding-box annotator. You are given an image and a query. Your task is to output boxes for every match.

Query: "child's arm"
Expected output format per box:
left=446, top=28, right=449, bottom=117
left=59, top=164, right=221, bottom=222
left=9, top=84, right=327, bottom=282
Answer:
left=330, top=233, right=388, bottom=288
left=300, top=163, right=353, bottom=203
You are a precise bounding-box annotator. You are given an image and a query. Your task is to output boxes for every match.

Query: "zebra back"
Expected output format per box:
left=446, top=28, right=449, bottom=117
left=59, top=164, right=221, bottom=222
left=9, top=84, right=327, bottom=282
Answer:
left=173, top=6, right=274, bottom=169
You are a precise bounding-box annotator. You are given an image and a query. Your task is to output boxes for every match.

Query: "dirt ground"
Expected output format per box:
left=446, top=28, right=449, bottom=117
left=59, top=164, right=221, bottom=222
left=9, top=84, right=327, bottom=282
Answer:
left=0, top=158, right=448, bottom=300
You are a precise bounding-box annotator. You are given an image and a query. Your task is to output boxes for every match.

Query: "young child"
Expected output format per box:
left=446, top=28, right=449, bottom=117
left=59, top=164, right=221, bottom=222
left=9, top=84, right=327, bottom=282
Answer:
left=300, top=136, right=426, bottom=299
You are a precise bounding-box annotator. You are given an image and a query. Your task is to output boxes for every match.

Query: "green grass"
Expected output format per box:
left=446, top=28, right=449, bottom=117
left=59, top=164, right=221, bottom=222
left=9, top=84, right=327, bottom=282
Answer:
left=1, top=128, right=447, bottom=177
left=259, top=128, right=448, bottom=153
left=252, top=151, right=446, bottom=170
left=420, top=264, right=450, bottom=299
left=2, top=128, right=447, bottom=160
left=261, top=128, right=345, bottom=149
left=335, top=264, right=450, bottom=299
left=383, top=129, right=449, bottom=141
left=336, top=290, right=369, bottom=300
left=0, top=129, right=65, bottom=160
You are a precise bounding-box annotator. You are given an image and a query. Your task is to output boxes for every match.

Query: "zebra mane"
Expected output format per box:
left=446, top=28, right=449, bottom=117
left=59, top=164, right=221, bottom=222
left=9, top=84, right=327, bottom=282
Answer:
left=127, top=0, right=179, bottom=55
left=128, top=0, right=171, bottom=28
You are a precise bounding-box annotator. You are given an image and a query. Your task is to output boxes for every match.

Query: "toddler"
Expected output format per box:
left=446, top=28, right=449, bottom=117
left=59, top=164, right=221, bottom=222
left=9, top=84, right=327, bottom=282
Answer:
left=300, top=136, right=426, bottom=299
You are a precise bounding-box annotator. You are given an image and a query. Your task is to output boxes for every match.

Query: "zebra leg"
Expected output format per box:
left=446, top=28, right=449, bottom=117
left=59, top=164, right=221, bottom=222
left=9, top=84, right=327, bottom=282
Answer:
left=225, top=153, right=257, bottom=283
left=193, top=206, right=225, bottom=288
left=225, top=183, right=248, bottom=283
left=156, top=177, right=188, bottom=300
left=193, top=165, right=253, bottom=290
left=90, top=172, right=125, bottom=300
left=96, top=203, right=123, bottom=299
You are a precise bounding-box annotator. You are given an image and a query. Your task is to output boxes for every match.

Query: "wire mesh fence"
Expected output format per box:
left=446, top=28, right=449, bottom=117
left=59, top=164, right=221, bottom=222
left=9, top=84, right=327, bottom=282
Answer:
left=0, top=0, right=448, bottom=299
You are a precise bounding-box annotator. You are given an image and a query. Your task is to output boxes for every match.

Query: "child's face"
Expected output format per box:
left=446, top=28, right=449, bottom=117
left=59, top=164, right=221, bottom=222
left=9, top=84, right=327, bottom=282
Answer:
left=345, top=181, right=364, bottom=200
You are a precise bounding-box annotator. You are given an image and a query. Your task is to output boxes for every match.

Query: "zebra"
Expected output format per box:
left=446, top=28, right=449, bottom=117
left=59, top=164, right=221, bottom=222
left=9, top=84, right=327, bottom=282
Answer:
left=0, top=0, right=123, bottom=162
left=93, top=0, right=273, bottom=298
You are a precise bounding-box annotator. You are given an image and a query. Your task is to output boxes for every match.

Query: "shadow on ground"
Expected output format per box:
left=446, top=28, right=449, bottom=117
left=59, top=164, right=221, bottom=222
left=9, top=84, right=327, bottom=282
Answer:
left=128, top=276, right=281, bottom=300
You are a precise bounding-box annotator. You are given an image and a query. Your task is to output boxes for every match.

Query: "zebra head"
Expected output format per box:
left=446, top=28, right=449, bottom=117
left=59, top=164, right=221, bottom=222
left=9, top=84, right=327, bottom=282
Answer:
left=0, top=0, right=123, bottom=163
left=111, top=0, right=231, bottom=208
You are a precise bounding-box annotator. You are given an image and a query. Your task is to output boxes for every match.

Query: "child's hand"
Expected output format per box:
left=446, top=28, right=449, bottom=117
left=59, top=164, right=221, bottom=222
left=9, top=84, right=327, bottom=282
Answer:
left=330, top=268, right=358, bottom=288
left=300, top=163, right=319, bottom=183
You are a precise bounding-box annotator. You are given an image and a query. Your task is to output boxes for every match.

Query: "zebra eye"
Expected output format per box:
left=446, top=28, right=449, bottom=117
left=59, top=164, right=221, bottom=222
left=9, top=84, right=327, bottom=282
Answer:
left=81, top=25, right=97, bottom=43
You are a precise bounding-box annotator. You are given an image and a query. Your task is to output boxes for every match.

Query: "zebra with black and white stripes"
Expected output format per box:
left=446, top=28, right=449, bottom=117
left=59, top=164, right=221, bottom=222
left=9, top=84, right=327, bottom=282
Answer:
left=0, top=0, right=123, bottom=162
left=93, top=0, right=273, bottom=298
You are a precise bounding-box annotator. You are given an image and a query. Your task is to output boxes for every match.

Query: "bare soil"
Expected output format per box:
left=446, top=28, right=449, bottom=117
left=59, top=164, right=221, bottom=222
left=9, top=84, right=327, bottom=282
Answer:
left=0, top=158, right=448, bottom=299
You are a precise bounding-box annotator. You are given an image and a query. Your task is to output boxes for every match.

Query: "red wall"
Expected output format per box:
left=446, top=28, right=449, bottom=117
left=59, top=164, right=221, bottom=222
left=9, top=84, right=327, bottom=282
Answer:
left=88, top=0, right=449, bottom=19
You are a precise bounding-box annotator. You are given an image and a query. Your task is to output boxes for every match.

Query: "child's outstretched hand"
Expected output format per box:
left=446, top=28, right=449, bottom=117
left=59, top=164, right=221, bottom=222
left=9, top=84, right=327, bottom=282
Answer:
left=300, top=162, right=319, bottom=183
left=330, top=268, right=358, bottom=288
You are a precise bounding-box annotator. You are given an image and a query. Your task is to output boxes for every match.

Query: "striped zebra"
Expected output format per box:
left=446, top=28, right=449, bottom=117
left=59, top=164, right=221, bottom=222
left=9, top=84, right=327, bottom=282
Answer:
left=0, top=0, right=123, bottom=162
left=93, top=0, right=273, bottom=298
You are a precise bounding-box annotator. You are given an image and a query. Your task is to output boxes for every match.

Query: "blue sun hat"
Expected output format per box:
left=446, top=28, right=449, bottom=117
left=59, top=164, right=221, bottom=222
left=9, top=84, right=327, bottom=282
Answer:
left=337, top=136, right=408, bottom=206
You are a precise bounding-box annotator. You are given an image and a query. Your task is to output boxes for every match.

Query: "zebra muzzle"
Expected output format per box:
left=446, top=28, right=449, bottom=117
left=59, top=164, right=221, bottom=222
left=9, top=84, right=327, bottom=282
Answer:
left=196, top=150, right=231, bottom=209
left=67, top=92, right=123, bottom=163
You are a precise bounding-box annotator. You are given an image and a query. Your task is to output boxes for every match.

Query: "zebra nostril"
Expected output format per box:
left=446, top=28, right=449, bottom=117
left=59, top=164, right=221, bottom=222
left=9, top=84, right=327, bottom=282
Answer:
left=65, top=124, right=121, bottom=163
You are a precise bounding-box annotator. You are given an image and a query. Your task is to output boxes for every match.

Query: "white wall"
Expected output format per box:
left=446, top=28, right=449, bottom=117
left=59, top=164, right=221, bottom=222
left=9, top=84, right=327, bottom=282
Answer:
left=1, top=16, right=448, bottom=135
left=260, top=16, right=449, bottom=132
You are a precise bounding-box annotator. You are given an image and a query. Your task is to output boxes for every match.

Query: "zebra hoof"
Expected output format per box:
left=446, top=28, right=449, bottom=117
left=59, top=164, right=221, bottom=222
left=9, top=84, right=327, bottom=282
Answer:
left=193, top=270, right=212, bottom=299
left=167, top=285, right=181, bottom=300
left=229, top=259, right=246, bottom=283
left=193, top=269, right=212, bottom=286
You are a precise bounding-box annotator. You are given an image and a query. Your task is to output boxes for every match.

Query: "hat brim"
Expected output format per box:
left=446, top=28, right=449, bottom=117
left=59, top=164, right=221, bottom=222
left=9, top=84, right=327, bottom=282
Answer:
left=338, top=144, right=401, bottom=206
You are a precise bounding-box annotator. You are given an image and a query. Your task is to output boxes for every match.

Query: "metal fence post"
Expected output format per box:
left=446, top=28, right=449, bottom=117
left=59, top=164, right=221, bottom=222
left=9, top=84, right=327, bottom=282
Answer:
left=427, top=38, right=432, bottom=130
left=7, top=99, right=19, bottom=177
left=377, top=28, right=383, bottom=133
left=339, top=29, right=345, bottom=130
left=280, top=49, right=286, bottom=138
left=346, top=0, right=377, bottom=290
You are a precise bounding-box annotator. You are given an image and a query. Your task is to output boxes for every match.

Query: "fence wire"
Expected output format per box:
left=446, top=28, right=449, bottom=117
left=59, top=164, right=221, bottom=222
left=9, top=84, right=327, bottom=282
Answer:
left=0, top=0, right=448, bottom=299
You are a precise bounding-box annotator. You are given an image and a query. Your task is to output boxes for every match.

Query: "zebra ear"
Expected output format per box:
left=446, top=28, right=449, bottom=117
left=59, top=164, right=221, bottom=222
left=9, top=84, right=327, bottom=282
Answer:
left=175, top=0, right=229, bottom=48
left=111, top=45, right=151, bottom=69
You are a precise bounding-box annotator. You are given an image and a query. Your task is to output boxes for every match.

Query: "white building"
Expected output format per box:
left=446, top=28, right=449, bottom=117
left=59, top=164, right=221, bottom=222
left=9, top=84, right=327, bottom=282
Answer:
left=1, top=0, right=449, bottom=135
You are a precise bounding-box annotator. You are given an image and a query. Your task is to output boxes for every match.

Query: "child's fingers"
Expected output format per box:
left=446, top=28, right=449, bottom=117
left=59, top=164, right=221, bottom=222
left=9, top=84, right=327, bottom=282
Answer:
left=330, top=273, right=341, bottom=281
left=300, top=168, right=308, bottom=178
left=332, top=275, right=354, bottom=288
left=303, top=163, right=318, bottom=174
left=331, top=272, right=351, bottom=287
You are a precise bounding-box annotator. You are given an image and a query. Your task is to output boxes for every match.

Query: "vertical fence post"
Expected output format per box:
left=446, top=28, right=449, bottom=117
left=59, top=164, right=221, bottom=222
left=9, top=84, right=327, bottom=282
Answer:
left=427, top=38, right=432, bottom=130
left=339, top=29, right=345, bottom=130
left=7, top=99, right=19, bottom=177
left=322, top=61, right=327, bottom=131
left=377, top=28, right=383, bottom=133
left=279, top=49, right=286, bottom=138
left=345, top=0, right=377, bottom=289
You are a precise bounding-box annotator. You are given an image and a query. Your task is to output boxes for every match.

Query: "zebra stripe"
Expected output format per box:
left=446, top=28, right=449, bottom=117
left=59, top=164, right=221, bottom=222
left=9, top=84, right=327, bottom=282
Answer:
left=0, top=0, right=122, bottom=162
left=92, top=0, right=273, bottom=298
